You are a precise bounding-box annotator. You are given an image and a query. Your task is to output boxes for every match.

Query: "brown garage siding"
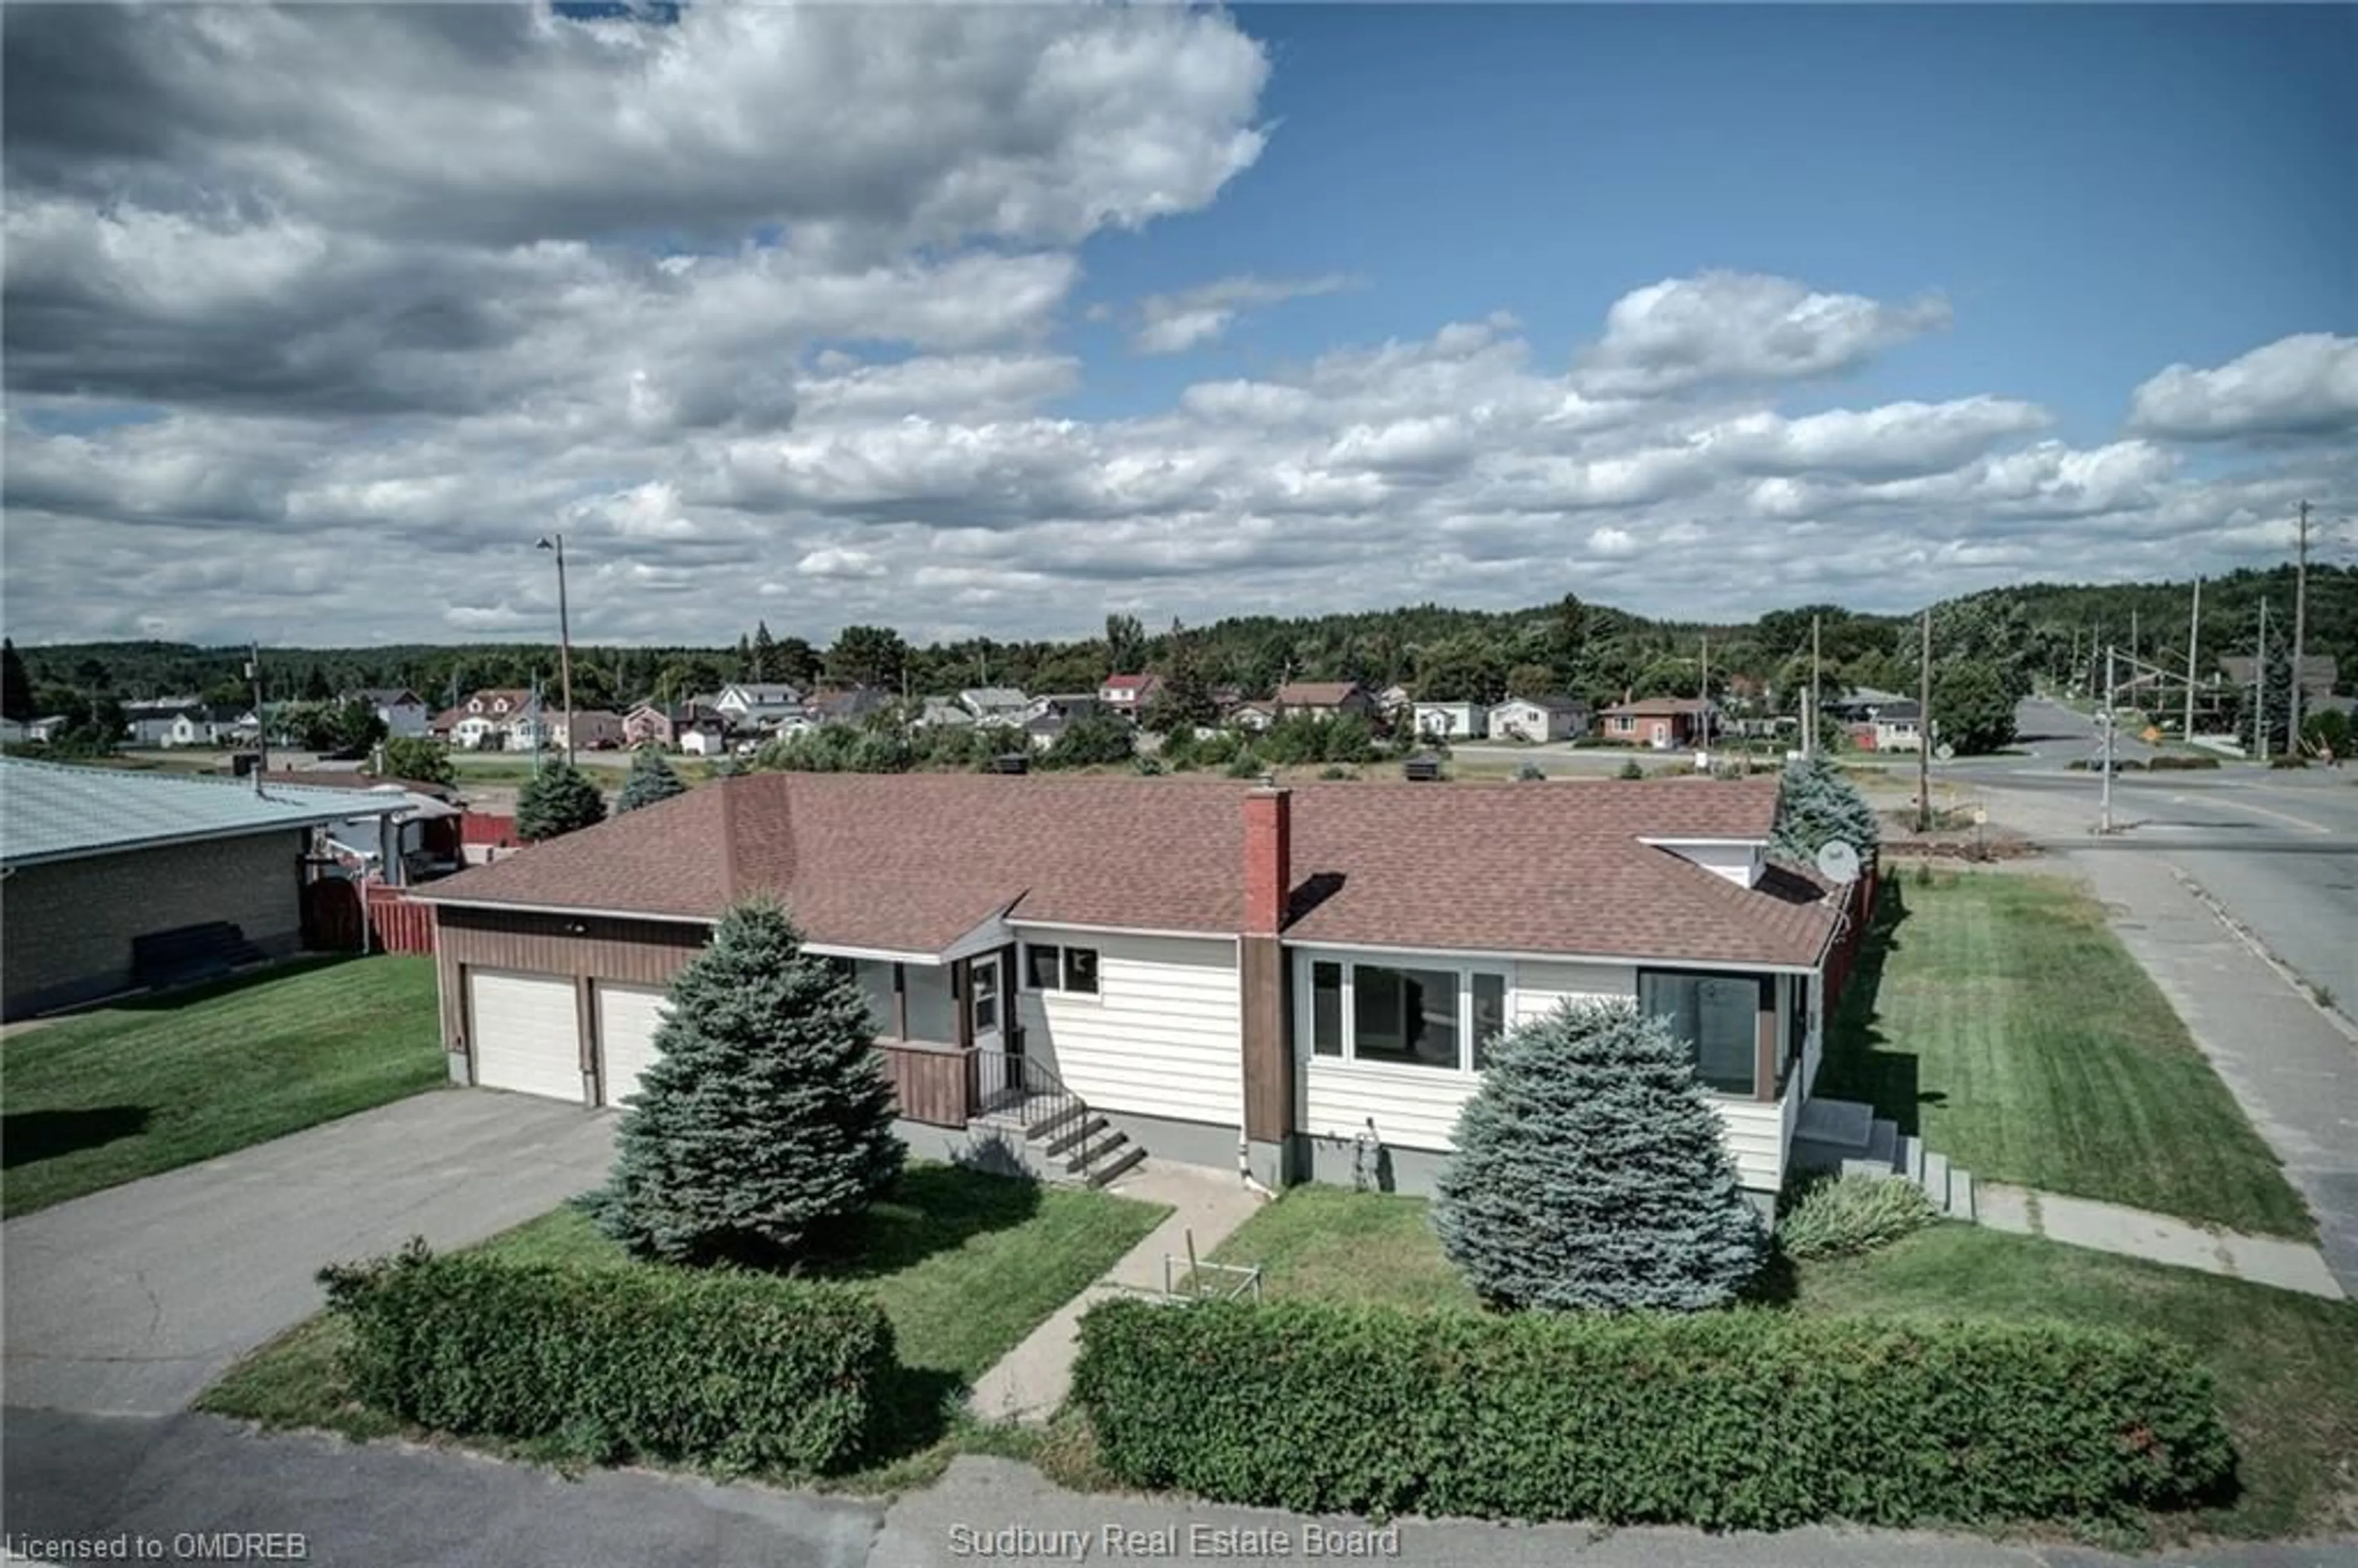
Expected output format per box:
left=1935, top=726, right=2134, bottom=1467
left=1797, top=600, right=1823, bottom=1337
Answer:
left=432, top=904, right=713, bottom=1060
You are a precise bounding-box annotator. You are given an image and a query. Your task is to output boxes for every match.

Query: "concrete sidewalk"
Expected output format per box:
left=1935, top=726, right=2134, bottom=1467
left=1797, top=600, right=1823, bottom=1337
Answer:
left=1975, top=1184, right=2343, bottom=1298
left=966, top=1160, right=1266, bottom=1424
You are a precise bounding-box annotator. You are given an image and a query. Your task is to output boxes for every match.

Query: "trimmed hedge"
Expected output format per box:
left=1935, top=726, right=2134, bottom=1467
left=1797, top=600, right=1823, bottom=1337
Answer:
left=1072, top=1299, right=2232, bottom=1530
left=321, top=1241, right=893, bottom=1475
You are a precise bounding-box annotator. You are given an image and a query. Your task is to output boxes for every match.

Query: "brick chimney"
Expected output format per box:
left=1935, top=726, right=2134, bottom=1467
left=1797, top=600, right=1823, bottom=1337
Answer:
left=1242, top=785, right=1291, bottom=937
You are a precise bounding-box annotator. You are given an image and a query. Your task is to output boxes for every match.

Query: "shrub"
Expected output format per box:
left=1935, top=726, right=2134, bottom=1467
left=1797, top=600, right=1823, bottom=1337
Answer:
left=2269, top=755, right=2310, bottom=770
left=1318, top=765, right=1356, bottom=780
left=1775, top=1173, right=1939, bottom=1260
left=2146, top=753, right=2221, bottom=772
left=1134, top=756, right=1165, bottom=776
left=515, top=761, right=608, bottom=842
left=1044, top=714, right=1136, bottom=770
left=376, top=735, right=456, bottom=787
left=588, top=899, right=903, bottom=1264
left=1617, top=758, right=1646, bottom=780
left=1071, top=1298, right=2232, bottom=1531
left=615, top=747, right=688, bottom=813
left=1224, top=751, right=1267, bottom=779
left=1433, top=1001, right=1766, bottom=1311
left=1514, top=761, right=1547, bottom=782
left=321, top=1241, right=892, bottom=1476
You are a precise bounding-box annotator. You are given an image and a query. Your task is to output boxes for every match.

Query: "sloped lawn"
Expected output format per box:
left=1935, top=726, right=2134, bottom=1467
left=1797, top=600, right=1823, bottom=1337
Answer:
left=1201, top=1186, right=2358, bottom=1543
left=1815, top=872, right=2313, bottom=1238
left=2, top=957, right=445, bottom=1216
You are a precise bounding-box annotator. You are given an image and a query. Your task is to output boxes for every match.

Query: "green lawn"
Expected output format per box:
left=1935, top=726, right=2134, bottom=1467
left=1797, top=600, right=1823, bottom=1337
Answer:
left=1205, top=1186, right=2358, bottom=1543
left=199, top=1163, right=1169, bottom=1487
left=2, top=957, right=446, bottom=1216
left=1816, top=871, right=2313, bottom=1238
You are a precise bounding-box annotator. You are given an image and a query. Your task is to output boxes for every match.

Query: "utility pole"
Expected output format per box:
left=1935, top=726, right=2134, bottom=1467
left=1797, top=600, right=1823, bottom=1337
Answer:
left=2101, top=644, right=2117, bottom=833
left=2130, top=606, right=2139, bottom=667
left=247, top=642, right=267, bottom=794
left=1916, top=607, right=1932, bottom=833
left=1808, top=613, right=1823, bottom=755
left=1699, top=632, right=1711, bottom=751
left=2184, top=576, right=2201, bottom=744
left=2290, top=500, right=2311, bottom=751
left=2254, top=600, right=2270, bottom=763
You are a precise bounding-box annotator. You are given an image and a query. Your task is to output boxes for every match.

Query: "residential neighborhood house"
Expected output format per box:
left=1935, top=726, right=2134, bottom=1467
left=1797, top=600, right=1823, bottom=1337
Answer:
left=711, top=683, right=806, bottom=734
left=1489, top=695, right=1591, bottom=743
left=349, top=687, right=432, bottom=739
left=164, top=704, right=254, bottom=748
left=958, top=688, right=1030, bottom=726
left=1411, top=701, right=1487, bottom=740
left=550, top=710, right=628, bottom=751
left=411, top=772, right=1845, bottom=1214
left=432, top=689, right=542, bottom=751
left=123, top=697, right=205, bottom=748
left=1099, top=673, right=1162, bottom=718
left=1274, top=681, right=1377, bottom=721
left=1599, top=696, right=1717, bottom=750
left=0, top=759, right=407, bottom=1019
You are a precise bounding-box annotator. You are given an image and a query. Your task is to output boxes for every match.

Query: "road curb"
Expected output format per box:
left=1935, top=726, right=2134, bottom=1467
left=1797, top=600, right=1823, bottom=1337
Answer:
left=2168, top=865, right=2358, bottom=1047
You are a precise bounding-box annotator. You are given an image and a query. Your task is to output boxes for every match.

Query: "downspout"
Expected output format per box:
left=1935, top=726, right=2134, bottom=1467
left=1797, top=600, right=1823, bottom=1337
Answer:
left=1238, top=1136, right=1276, bottom=1201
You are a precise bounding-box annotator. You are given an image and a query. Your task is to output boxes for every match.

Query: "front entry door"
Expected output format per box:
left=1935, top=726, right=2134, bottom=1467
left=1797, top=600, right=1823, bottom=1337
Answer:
left=968, top=955, right=1005, bottom=1055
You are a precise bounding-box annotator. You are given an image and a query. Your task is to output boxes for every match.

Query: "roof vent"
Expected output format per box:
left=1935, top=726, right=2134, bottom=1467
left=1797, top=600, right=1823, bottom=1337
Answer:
left=990, top=752, right=1030, bottom=776
left=1402, top=753, right=1443, bottom=783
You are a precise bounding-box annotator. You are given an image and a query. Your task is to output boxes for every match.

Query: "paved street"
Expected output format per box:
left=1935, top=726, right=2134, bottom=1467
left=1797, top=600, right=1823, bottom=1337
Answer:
left=2, top=1092, right=616, bottom=1415
left=9, top=1413, right=2354, bottom=1568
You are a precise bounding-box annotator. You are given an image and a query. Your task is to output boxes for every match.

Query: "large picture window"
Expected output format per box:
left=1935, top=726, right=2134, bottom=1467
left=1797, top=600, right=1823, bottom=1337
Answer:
left=1638, top=969, right=1764, bottom=1095
left=1023, top=942, right=1100, bottom=995
left=1301, top=956, right=1508, bottom=1073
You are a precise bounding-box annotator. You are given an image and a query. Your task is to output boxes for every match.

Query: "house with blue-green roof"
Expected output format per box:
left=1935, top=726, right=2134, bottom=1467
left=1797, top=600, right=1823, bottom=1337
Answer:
left=0, top=758, right=407, bottom=1019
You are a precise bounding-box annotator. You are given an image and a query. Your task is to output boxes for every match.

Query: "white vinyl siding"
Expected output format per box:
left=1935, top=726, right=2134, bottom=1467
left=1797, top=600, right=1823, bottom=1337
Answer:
left=595, top=982, right=670, bottom=1108
left=1013, top=931, right=1239, bottom=1128
left=1644, top=839, right=1763, bottom=887
left=1297, top=950, right=1797, bottom=1190
left=469, top=970, right=582, bottom=1102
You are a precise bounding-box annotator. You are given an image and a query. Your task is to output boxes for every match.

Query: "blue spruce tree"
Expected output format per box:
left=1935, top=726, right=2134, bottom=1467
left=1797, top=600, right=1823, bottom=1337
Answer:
left=1433, top=1000, right=1767, bottom=1311
left=615, top=745, right=687, bottom=813
left=589, top=899, right=903, bottom=1265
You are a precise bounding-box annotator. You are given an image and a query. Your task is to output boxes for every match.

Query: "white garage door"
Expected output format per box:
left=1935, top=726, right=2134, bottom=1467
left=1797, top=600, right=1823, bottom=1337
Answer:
left=468, top=970, right=583, bottom=1102
left=596, top=982, right=672, bottom=1108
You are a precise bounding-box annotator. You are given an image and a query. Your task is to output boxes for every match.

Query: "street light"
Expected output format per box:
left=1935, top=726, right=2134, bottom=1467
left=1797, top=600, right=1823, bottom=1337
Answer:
left=535, top=534, right=575, bottom=766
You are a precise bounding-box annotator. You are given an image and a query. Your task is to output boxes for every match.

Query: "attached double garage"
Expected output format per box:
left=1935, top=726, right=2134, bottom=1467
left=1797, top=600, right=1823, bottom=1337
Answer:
left=433, top=904, right=711, bottom=1108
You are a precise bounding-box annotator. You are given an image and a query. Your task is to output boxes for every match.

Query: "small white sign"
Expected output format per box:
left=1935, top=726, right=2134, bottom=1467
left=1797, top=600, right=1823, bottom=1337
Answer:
left=1935, top=742, right=1956, bottom=762
left=1972, top=806, right=1988, bottom=826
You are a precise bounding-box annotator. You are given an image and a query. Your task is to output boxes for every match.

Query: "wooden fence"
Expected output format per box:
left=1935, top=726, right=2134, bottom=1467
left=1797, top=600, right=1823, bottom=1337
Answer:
left=302, top=877, right=437, bottom=955
left=876, top=1040, right=973, bottom=1127
left=1822, top=863, right=1880, bottom=1014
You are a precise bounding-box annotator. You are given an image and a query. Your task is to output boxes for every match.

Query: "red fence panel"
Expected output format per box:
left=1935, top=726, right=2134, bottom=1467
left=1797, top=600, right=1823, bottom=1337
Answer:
left=462, top=812, right=519, bottom=847
left=364, top=882, right=437, bottom=954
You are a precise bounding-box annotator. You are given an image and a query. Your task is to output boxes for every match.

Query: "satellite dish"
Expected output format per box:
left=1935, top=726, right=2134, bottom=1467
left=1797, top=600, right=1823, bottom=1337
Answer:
left=1815, top=840, right=1862, bottom=885
left=1934, top=742, right=1955, bottom=763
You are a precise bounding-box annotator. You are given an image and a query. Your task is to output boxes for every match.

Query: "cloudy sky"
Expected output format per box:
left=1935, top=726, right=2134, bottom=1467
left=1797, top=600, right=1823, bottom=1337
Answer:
left=4, top=3, right=2353, bottom=651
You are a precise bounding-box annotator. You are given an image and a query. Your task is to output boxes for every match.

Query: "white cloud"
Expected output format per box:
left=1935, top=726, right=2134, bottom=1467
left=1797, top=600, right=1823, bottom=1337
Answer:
left=1132, top=273, right=1355, bottom=354
left=1578, top=270, right=1951, bottom=397
left=2126, top=333, right=2358, bottom=442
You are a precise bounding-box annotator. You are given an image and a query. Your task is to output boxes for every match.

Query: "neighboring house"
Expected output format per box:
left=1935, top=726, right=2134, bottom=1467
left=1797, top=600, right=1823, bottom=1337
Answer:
left=1821, top=687, right=1909, bottom=726
left=435, top=689, right=540, bottom=751
left=915, top=697, right=976, bottom=729
left=504, top=711, right=555, bottom=754
left=550, top=710, right=628, bottom=751
left=2219, top=655, right=2338, bottom=701
left=350, top=688, right=432, bottom=739
left=1099, top=673, right=1162, bottom=718
left=809, top=688, right=892, bottom=726
left=1864, top=699, right=1923, bottom=754
left=1411, top=701, right=1487, bottom=740
left=1598, top=697, right=1716, bottom=750
left=1275, top=682, right=1376, bottom=721
left=959, top=688, right=1030, bottom=725
left=411, top=774, right=1845, bottom=1213
left=164, top=705, right=249, bottom=748
left=676, top=712, right=732, bottom=756
left=713, top=683, right=806, bottom=731
left=1374, top=684, right=1415, bottom=721
left=1229, top=699, right=1281, bottom=732
left=1027, top=693, right=1101, bottom=724
left=0, top=759, right=403, bottom=1019
left=20, top=716, right=71, bottom=744
left=123, top=698, right=204, bottom=748
left=621, top=702, right=676, bottom=750
left=261, top=772, right=467, bottom=883
left=1489, top=696, right=1590, bottom=743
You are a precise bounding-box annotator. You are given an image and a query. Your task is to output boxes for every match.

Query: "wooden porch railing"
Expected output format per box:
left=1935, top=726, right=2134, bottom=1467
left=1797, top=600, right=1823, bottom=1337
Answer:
left=876, top=1040, right=972, bottom=1127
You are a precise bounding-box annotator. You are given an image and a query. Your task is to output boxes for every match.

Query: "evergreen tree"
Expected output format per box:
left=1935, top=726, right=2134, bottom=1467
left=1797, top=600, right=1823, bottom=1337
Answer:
left=515, top=760, right=608, bottom=842
left=615, top=746, right=688, bottom=813
left=1148, top=618, right=1218, bottom=731
left=1433, top=1000, right=1767, bottom=1311
left=2235, top=636, right=2295, bottom=756
left=590, top=899, right=904, bottom=1264
left=302, top=663, right=333, bottom=702
left=1, top=638, right=33, bottom=722
left=1769, top=753, right=1879, bottom=869
left=751, top=621, right=777, bottom=683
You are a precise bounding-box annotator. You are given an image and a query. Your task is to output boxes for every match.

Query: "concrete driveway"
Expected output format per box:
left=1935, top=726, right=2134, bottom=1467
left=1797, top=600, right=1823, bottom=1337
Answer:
left=3, top=1090, right=615, bottom=1415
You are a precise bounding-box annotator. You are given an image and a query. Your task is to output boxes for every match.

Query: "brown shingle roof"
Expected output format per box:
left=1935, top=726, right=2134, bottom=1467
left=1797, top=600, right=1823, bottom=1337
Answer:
left=414, top=773, right=1832, bottom=967
left=1276, top=682, right=1367, bottom=707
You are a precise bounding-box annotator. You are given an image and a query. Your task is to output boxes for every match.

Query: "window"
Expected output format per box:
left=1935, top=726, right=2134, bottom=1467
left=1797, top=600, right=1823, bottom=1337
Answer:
left=1024, top=942, right=1100, bottom=995
left=1639, top=969, right=1765, bottom=1095
left=1311, top=961, right=1343, bottom=1056
left=970, top=960, right=1000, bottom=1034
left=1472, top=972, right=1507, bottom=1071
left=1304, top=957, right=1506, bottom=1072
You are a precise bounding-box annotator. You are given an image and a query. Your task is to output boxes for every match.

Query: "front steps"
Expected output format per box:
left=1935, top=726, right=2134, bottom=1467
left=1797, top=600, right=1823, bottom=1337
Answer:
left=1793, top=1097, right=1975, bottom=1221
left=972, top=1093, right=1146, bottom=1188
